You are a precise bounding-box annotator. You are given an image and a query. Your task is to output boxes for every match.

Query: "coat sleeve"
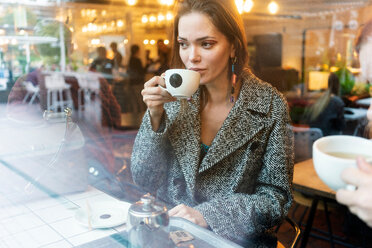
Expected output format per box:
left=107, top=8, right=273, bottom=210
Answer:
left=194, top=94, right=294, bottom=244
left=130, top=109, right=173, bottom=193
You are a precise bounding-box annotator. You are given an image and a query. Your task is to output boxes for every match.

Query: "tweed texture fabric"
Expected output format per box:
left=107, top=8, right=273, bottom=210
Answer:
left=131, top=71, right=294, bottom=247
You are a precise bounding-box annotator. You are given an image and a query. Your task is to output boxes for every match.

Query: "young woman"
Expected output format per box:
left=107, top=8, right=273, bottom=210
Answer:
left=131, top=0, right=294, bottom=246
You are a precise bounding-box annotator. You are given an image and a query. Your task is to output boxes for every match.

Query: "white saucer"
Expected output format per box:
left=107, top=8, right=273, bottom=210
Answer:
left=75, top=201, right=131, bottom=229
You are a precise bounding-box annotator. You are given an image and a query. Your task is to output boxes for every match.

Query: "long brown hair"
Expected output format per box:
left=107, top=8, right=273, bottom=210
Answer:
left=171, top=0, right=248, bottom=81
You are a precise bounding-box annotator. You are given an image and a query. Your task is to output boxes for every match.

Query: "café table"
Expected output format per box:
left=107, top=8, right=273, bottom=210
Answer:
left=0, top=158, right=242, bottom=248
left=293, top=159, right=336, bottom=248
left=0, top=170, right=242, bottom=248
left=344, top=107, right=368, bottom=121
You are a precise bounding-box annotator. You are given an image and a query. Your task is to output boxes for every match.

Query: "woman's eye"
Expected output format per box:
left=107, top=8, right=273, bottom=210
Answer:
left=202, top=42, right=214, bottom=48
left=178, top=41, right=188, bottom=48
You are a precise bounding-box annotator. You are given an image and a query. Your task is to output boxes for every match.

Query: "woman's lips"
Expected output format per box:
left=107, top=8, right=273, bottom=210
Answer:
left=189, top=68, right=205, bottom=73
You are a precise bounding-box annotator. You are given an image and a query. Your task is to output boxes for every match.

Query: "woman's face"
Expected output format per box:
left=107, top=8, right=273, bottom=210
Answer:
left=359, top=41, right=372, bottom=82
left=177, top=12, right=234, bottom=86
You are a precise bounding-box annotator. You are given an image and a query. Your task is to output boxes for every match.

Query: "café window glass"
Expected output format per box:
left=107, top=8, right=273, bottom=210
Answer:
left=0, top=0, right=371, bottom=247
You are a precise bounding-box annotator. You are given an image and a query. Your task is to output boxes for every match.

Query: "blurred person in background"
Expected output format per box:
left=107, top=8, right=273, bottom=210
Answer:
left=304, top=72, right=345, bottom=136
left=128, top=44, right=146, bottom=113
left=110, top=42, right=123, bottom=70
left=90, top=46, right=114, bottom=84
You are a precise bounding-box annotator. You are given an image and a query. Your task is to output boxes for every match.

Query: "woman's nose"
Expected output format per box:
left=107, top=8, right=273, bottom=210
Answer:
left=189, top=47, right=201, bottom=63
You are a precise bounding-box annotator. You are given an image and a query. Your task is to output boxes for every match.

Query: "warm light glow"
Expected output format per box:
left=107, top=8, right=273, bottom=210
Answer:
left=337, top=53, right=342, bottom=61
left=268, top=1, right=279, bottom=14
left=69, top=27, right=74, bottom=32
left=74, top=43, right=78, bottom=50
left=166, top=12, right=173, bottom=21
left=159, top=0, right=174, bottom=6
left=81, top=9, right=86, bottom=17
left=308, top=71, right=330, bottom=91
left=127, top=0, right=136, bottom=6
left=150, top=40, right=156, bottom=45
left=91, top=39, right=100, bottom=45
left=124, top=39, right=129, bottom=44
left=149, top=15, right=156, bottom=23
left=235, top=0, right=244, bottom=14
left=11, top=39, right=17, bottom=45
left=82, top=26, right=87, bottom=32
left=88, top=23, right=97, bottom=31
left=158, top=14, right=165, bottom=22
left=117, top=20, right=124, bottom=27
left=164, top=40, right=169, bottom=45
left=101, top=10, right=107, bottom=16
left=142, top=15, right=148, bottom=23
left=143, top=39, right=149, bottom=45
left=0, top=29, right=5, bottom=35
left=19, top=29, right=26, bottom=35
left=244, top=0, right=254, bottom=13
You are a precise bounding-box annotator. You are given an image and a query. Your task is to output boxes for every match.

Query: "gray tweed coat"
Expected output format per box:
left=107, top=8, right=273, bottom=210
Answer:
left=131, top=71, right=294, bottom=246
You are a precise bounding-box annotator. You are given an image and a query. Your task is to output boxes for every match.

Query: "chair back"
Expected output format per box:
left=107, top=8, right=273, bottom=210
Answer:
left=86, top=72, right=101, bottom=91
left=76, top=74, right=88, bottom=89
left=44, top=73, right=68, bottom=89
left=24, top=81, right=39, bottom=93
left=292, top=126, right=323, bottom=163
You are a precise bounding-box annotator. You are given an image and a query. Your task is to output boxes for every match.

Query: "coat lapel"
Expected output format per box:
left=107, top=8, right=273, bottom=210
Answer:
left=199, top=74, right=273, bottom=173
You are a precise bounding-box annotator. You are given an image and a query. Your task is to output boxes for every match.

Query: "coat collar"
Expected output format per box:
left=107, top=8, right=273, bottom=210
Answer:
left=167, top=72, right=273, bottom=191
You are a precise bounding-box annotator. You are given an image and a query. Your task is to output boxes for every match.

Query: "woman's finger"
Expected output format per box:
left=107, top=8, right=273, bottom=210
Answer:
left=336, top=188, right=358, bottom=206
left=144, top=76, right=165, bottom=88
left=340, top=167, right=371, bottom=187
left=169, top=204, right=185, bottom=216
left=356, top=157, right=372, bottom=174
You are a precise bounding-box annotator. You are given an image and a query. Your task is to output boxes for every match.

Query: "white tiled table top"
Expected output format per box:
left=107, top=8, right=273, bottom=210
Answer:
left=0, top=186, right=131, bottom=248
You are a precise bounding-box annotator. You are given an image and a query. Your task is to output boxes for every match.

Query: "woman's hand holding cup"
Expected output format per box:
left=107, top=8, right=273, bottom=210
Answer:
left=142, top=75, right=176, bottom=130
left=336, top=158, right=372, bottom=227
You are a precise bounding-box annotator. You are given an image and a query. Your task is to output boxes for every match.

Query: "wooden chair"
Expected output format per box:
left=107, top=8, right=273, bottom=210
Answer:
left=292, top=126, right=323, bottom=163
left=22, top=81, right=40, bottom=105
left=276, top=216, right=301, bottom=248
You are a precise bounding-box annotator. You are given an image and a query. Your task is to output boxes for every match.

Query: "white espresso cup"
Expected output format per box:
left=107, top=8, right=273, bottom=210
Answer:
left=162, top=69, right=200, bottom=99
left=312, top=135, right=372, bottom=191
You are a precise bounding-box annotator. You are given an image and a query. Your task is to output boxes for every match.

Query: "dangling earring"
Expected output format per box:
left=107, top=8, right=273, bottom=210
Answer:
left=230, top=57, right=237, bottom=103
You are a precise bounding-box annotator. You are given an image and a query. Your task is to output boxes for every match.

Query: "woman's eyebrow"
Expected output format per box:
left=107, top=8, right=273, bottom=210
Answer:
left=178, top=36, right=216, bottom=41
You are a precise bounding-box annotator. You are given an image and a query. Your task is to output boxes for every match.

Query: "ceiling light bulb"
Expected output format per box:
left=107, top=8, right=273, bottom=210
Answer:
left=142, top=15, right=148, bottom=23
left=166, top=12, right=173, bottom=21
left=268, top=1, right=279, bottom=14
left=127, top=0, right=136, bottom=6
left=149, top=15, right=157, bottom=23
left=158, top=14, right=165, bottom=22
left=117, top=20, right=124, bottom=27
left=235, top=0, right=244, bottom=14
left=244, top=0, right=254, bottom=13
